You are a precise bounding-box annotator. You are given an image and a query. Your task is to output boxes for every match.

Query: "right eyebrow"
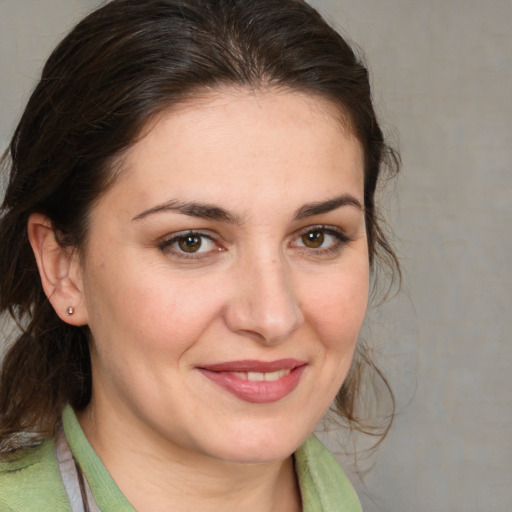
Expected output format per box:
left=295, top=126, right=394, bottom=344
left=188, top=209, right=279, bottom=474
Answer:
left=131, top=199, right=243, bottom=224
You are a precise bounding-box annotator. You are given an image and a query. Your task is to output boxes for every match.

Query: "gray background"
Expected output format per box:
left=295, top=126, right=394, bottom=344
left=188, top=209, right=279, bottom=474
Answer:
left=1, top=1, right=511, bottom=511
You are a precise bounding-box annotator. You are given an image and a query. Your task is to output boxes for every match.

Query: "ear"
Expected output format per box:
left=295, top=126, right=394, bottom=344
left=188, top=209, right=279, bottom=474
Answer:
left=27, top=213, right=88, bottom=326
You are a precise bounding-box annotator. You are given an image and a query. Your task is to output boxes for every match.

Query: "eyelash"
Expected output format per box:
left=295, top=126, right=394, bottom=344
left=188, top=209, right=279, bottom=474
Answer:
left=292, top=225, right=352, bottom=256
left=158, top=230, right=221, bottom=259
left=158, top=225, right=352, bottom=260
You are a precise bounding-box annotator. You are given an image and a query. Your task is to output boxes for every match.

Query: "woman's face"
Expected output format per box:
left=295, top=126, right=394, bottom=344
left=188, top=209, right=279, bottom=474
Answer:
left=77, top=88, right=369, bottom=464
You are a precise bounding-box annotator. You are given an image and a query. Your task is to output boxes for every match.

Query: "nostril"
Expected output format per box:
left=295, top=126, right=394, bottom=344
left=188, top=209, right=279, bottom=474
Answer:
left=224, top=293, right=303, bottom=344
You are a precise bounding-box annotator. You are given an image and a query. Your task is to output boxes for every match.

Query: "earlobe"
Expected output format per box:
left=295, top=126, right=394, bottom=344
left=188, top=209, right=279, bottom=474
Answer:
left=27, top=213, right=88, bottom=326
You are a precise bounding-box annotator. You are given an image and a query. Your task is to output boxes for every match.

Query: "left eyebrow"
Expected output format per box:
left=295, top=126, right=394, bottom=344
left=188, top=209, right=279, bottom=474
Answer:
left=293, top=194, right=363, bottom=220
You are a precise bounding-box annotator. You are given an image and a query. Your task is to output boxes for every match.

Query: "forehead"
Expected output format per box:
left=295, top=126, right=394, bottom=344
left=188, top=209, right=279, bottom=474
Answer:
left=98, top=88, right=364, bottom=219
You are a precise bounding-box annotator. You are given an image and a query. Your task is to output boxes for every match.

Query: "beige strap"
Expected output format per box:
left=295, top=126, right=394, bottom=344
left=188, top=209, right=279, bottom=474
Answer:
left=55, top=427, right=101, bottom=512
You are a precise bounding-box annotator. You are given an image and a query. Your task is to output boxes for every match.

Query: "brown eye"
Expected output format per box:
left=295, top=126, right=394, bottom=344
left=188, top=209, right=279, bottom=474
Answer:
left=160, top=231, right=220, bottom=258
left=292, top=226, right=350, bottom=255
left=177, top=235, right=202, bottom=253
left=301, top=231, right=325, bottom=248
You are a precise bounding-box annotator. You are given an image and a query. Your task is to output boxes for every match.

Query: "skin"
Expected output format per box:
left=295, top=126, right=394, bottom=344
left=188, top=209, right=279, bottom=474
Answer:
left=29, top=88, right=369, bottom=511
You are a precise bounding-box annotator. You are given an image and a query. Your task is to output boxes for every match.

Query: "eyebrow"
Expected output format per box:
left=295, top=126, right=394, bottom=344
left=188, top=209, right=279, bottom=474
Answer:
left=132, top=194, right=363, bottom=223
left=293, top=194, right=363, bottom=220
left=132, top=199, right=242, bottom=223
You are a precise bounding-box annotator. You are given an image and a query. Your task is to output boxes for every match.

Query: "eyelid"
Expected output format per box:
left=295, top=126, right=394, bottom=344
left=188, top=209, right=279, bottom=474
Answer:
left=290, top=224, right=353, bottom=253
left=294, top=224, right=351, bottom=240
left=158, top=229, right=224, bottom=258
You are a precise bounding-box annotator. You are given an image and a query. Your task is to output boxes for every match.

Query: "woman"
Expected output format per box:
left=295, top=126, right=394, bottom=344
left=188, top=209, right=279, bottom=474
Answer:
left=0, top=0, right=399, bottom=510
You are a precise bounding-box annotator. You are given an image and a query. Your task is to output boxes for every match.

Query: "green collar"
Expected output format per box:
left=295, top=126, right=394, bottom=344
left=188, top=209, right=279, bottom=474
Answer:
left=63, top=405, right=361, bottom=512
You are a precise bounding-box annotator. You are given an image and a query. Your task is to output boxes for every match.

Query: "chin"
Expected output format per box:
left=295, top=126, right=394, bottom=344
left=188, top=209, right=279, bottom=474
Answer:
left=202, top=425, right=311, bottom=465
left=219, top=445, right=297, bottom=465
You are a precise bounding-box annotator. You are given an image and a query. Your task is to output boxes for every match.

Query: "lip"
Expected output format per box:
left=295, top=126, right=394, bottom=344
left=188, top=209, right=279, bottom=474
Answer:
left=197, top=359, right=307, bottom=404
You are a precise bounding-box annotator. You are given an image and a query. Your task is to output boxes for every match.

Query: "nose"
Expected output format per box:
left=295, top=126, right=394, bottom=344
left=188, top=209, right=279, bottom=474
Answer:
left=224, top=254, right=304, bottom=345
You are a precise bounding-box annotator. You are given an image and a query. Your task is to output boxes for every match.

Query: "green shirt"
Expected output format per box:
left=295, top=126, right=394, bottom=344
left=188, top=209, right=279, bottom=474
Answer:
left=0, top=407, right=362, bottom=511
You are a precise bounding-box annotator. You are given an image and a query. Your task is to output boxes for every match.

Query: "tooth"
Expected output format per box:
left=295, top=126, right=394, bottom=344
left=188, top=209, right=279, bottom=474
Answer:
left=228, top=369, right=292, bottom=381
left=264, top=370, right=282, bottom=381
left=247, top=372, right=265, bottom=381
left=264, top=369, right=291, bottom=381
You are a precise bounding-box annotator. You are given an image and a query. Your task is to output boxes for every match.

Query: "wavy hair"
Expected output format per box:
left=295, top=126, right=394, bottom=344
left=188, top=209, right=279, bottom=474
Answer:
left=0, top=0, right=399, bottom=451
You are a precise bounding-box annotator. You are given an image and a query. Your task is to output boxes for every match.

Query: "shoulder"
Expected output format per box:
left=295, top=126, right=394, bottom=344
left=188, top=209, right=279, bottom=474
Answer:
left=295, top=435, right=362, bottom=512
left=0, top=440, right=70, bottom=511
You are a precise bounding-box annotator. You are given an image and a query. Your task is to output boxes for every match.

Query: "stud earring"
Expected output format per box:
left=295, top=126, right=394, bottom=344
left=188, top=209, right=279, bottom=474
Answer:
left=66, top=307, right=75, bottom=316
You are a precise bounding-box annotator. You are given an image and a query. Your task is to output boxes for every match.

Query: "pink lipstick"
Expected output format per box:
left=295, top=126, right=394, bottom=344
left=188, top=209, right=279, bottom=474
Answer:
left=197, top=359, right=306, bottom=403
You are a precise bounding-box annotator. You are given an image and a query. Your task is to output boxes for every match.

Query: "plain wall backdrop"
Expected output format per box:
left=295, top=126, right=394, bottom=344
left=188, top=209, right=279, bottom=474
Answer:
left=1, top=1, right=511, bottom=511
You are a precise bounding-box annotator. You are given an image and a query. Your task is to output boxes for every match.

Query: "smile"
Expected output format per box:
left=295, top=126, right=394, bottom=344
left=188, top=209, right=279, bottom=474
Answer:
left=229, top=369, right=291, bottom=381
left=197, top=359, right=307, bottom=404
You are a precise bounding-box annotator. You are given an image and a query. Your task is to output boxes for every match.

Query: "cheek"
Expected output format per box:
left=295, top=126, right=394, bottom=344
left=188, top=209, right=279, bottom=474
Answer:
left=85, top=257, right=225, bottom=361
left=304, top=263, right=369, bottom=352
left=297, top=263, right=369, bottom=422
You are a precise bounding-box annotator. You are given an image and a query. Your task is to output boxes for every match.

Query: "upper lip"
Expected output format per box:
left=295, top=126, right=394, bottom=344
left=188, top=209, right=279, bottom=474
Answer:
left=198, top=359, right=306, bottom=373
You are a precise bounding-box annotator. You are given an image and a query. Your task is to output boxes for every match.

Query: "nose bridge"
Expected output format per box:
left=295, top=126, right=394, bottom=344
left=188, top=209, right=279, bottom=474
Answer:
left=226, top=247, right=303, bottom=344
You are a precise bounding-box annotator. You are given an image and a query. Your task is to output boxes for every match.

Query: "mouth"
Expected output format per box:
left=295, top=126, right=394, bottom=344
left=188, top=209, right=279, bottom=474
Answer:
left=227, top=369, right=291, bottom=382
left=197, top=359, right=307, bottom=404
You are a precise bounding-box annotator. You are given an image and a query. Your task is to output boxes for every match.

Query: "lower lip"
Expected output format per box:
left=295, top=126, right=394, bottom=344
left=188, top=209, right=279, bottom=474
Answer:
left=198, top=365, right=306, bottom=404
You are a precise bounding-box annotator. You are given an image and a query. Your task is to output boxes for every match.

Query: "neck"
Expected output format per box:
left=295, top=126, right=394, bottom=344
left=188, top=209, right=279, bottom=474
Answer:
left=77, top=403, right=302, bottom=512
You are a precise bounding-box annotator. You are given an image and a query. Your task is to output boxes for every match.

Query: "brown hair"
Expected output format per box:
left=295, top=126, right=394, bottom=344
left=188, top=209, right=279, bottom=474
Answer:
left=0, top=0, right=399, bottom=451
